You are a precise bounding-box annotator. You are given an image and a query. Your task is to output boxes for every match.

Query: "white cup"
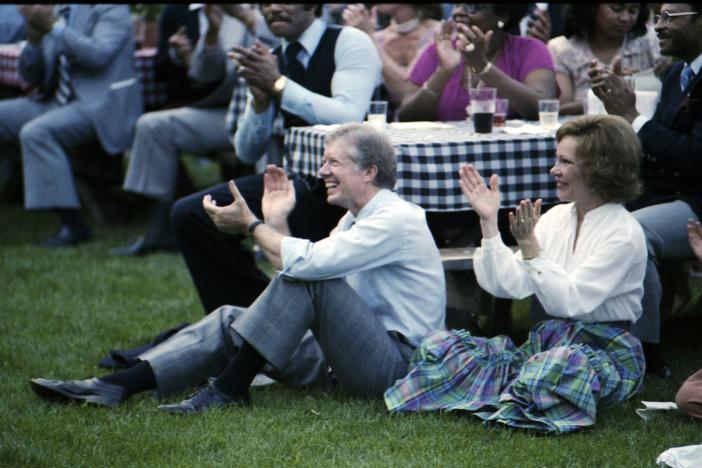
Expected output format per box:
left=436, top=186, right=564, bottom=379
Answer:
left=538, top=99, right=560, bottom=129
left=366, top=101, right=387, bottom=131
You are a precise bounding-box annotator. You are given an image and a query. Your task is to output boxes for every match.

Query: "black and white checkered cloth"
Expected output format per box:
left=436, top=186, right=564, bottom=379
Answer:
left=285, top=121, right=558, bottom=212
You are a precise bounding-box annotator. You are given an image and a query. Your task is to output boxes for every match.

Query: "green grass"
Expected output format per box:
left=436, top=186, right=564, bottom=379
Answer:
left=1, top=201, right=701, bottom=467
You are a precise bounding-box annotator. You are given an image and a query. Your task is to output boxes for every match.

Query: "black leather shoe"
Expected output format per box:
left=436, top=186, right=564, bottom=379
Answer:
left=30, top=377, right=126, bottom=407
left=158, top=382, right=250, bottom=415
left=41, top=225, right=92, bottom=248
left=110, top=235, right=179, bottom=256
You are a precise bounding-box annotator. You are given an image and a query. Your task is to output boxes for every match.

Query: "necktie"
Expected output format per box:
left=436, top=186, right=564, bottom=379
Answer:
left=680, top=64, right=695, bottom=92
left=284, top=42, right=305, bottom=82
left=55, top=5, right=73, bottom=106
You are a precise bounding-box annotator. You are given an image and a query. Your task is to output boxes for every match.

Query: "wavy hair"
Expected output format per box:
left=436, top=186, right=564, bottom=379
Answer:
left=564, top=3, right=650, bottom=39
left=325, top=123, right=397, bottom=190
left=556, top=115, right=642, bottom=203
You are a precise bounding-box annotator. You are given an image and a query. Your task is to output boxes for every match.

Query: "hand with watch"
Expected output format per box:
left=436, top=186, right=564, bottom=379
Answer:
left=455, top=22, right=494, bottom=78
left=229, top=40, right=283, bottom=110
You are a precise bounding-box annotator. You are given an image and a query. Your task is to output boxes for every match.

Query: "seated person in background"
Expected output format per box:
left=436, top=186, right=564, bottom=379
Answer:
left=385, top=115, right=647, bottom=434
left=171, top=3, right=381, bottom=313
left=0, top=5, right=26, bottom=44
left=675, top=219, right=702, bottom=419
left=342, top=3, right=441, bottom=121
left=113, top=5, right=276, bottom=256
left=548, top=3, right=658, bottom=115
left=397, top=3, right=557, bottom=122
left=588, top=2, right=701, bottom=378
left=0, top=5, right=142, bottom=247
left=29, top=123, right=447, bottom=415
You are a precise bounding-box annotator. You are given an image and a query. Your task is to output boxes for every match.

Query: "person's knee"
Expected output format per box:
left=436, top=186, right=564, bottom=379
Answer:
left=675, top=383, right=701, bottom=418
left=18, top=119, right=51, bottom=147
left=171, top=193, right=203, bottom=234
left=135, top=111, right=168, bottom=136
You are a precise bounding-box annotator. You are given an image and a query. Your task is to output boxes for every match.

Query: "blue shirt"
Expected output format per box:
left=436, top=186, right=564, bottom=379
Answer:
left=280, top=189, right=447, bottom=345
left=0, top=5, right=26, bottom=43
left=233, top=19, right=382, bottom=165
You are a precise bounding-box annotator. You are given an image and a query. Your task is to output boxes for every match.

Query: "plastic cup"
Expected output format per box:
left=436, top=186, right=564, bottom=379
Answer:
left=366, top=101, right=387, bottom=131
left=469, top=87, right=496, bottom=134
left=493, top=98, right=509, bottom=127
left=538, top=99, right=560, bottom=129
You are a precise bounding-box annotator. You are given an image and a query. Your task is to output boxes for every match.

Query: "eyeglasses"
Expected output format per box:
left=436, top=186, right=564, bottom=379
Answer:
left=455, top=4, right=489, bottom=15
left=653, top=10, right=699, bottom=24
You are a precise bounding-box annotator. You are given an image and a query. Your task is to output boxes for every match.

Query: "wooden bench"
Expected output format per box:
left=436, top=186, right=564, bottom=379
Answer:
left=440, top=246, right=518, bottom=336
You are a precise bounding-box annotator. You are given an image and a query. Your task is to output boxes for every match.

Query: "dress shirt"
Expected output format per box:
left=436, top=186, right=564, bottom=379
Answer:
left=279, top=189, right=446, bottom=345
left=234, top=18, right=382, bottom=164
left=632, top=52, right=702, bottom=132
left=474, top=202, right=647, bottom=323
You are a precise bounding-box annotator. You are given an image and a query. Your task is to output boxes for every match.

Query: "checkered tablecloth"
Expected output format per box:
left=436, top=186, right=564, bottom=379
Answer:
left=285, top=121, right=558, bottom=212
left=0, top=44, right=167, bottom=109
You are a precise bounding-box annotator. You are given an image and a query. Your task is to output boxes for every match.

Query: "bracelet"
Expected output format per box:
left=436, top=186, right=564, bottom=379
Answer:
left=247, top=219, right=264, bottom=234
left=421, top=81, right=439, bottom=97
left=522, top=249, right=543, bottom=261
left=471, top=61, right=493, bottom=76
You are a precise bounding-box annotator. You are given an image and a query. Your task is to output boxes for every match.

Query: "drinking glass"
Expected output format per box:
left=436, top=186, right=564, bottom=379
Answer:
left=469, top=87, right=496, bottom=134
left=366, top=101, right=387, bottom=131
left=493, top=98, right=509, bottom=127
left=538, top=99, right=560, bottom=129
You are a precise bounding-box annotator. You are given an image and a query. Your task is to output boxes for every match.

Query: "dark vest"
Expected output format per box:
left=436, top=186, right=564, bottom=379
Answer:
left=274, top=25, right=341, bottom=128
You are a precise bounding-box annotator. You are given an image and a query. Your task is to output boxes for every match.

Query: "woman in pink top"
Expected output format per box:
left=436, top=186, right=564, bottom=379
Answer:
left=398, top=4, right=557, bottom=122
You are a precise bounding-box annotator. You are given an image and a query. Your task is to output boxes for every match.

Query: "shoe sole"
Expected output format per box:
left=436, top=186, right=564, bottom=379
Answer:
left=30, top=379, right=119, bottom=408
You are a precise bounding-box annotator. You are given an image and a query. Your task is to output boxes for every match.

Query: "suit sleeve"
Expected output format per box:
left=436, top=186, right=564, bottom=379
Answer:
left=637, top=69, right=702, bottom=178
left=49, top=5, right=134, bottom=70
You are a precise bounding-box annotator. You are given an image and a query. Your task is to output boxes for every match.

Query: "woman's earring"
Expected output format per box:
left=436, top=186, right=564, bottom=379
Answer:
left=497, top=20, right=504, bottom=29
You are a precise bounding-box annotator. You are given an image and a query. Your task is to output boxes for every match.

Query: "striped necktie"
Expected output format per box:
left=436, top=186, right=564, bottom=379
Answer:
left=55, top=5, right=73, bottom=106
left=680, top=65, right=695, bottom=92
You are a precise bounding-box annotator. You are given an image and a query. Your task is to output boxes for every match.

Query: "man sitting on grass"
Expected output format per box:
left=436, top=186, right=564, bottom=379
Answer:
left=29, top=123, right=446, bottom=414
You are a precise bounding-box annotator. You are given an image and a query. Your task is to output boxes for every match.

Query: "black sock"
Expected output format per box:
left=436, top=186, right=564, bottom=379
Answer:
left=214, top=341, right=266, bottom=398
left=58, top=209, right=88, bottom=232
left=99, top=361, right=157, bottom=398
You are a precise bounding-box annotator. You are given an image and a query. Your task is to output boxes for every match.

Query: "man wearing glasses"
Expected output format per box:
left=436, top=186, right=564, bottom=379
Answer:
left=588, top=3, right=702, bottom=379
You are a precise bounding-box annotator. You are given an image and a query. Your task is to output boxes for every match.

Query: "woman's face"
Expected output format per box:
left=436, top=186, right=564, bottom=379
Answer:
left=595, top=3, right=641, bottom=40
left=452, top=4, right=501, bottom=33
left=550, top=136, right=590, bottom=204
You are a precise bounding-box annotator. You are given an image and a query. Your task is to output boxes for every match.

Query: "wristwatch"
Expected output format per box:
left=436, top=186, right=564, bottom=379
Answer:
left=272, top=75, right=288, bottom=96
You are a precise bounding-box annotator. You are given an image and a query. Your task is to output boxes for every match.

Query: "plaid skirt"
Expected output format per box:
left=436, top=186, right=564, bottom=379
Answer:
left=384, top=319, right=645, bottom=433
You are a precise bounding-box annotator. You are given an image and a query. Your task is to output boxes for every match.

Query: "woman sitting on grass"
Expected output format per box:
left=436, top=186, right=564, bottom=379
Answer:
left=385, top=115, right=648, bottom=433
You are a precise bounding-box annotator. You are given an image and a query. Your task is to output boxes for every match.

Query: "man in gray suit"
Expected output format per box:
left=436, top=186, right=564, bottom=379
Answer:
left=30, top=123, right=447, bottom=415
left=113, top=4, right=277, bottom=256
left=0, top=4, right=143, bottom=247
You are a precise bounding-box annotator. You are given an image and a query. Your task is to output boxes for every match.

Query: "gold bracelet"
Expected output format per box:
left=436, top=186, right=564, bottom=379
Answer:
left=522, top=249, right=543, bottom=261
left=471, top=61, right=493, bottom=77
left=421, top=81, right=439, bottom=97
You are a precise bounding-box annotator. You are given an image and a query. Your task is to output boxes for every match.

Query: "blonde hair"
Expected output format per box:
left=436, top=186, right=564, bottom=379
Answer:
left=556, top=115, right=642, bottom=202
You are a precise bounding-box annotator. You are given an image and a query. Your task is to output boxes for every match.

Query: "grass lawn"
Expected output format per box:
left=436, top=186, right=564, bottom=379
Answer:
left=1, top=201, right=701, bottom=467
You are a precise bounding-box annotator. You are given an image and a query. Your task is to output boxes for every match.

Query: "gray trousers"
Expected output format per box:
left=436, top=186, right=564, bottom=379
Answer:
left=140, top=276, right=414, bottom=398
left=629, top=200, right=698, bottom=343
left=0, top=97, right=96, bottom=209
left=122, top=106, right=232, bottom=201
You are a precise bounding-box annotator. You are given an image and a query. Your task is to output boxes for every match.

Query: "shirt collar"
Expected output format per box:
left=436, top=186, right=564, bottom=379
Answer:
left=687, top=53, right=702, bottom=75
left=341, top=189, right=394, bottom=228
left=281, top=18, right=325, bottom=57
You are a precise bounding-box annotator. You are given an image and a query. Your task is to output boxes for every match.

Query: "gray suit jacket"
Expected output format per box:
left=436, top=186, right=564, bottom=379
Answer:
left=18, top=4, right=143, bottom=154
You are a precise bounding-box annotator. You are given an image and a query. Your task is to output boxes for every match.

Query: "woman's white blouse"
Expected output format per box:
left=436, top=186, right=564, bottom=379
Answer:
left=474, top=203, right=647, bottom=323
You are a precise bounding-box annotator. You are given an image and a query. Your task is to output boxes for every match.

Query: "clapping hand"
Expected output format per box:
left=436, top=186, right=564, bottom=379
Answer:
left=202, top=180, right=256, bottom=235
left=526, top=8, right=551, bottom=44
left=456, top=23, right=493, bottom=71
left=508, top=199, right=542, bottom=241
left=587, top=60, right=638, bottom=122
left=688, top=219, right=702, bottom=262
left=458, top=164, right=500, bottom=221
left=342, top=3, right=377, bottom=36
left=261, top=165, right=296, bottom=232
left=435, top=20, right=462, bottom=72
left=229, top=40, right=279, bottom=109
